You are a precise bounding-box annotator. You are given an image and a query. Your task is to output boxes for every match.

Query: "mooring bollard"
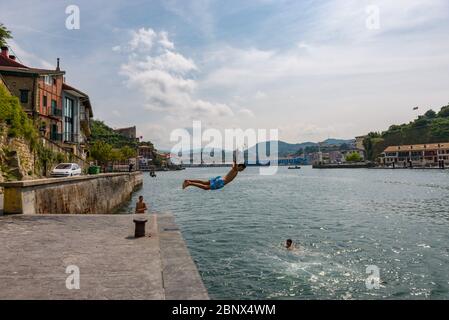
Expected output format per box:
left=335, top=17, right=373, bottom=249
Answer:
left=133, top=218, right=148, bottom=238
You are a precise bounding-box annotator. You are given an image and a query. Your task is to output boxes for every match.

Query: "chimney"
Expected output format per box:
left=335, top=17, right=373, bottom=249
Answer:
left=9, top=55, right=16, bottom=61
left=56, top=58, right=60, bottom=71
left=1, top=46, right=8, bottom=57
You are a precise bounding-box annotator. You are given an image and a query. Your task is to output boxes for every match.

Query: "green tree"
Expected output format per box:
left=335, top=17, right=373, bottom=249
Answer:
left=424, top=109, right=437, bottom=119
left=89, top=141, right=113, bottom=164
left=109, top=149, right=123, bottom=161
left=120, top=145, right=137, bottom=160
left=438, top=105, right=449, bottom=118
left=345, top=152, right=363, bottom=162
left=430, top=118, right=449, bottom=141
left=0, top=23, right=12, bottom=47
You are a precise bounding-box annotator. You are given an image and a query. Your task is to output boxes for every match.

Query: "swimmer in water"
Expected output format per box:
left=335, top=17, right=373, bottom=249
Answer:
left=285, top=239, right=294, bottom=250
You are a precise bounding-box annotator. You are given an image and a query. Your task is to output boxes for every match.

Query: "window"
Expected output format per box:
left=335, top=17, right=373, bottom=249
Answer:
left=43, top=95, right=47, bottom=107
left=20, top=90, right=29, bottom=103
left=51, top=99, right=57, bottom=114
left=53, top=78, right=57, bottom=86
left=64, top=97, right=74, bottom=142
left=44, top=75, right=52, bottom=85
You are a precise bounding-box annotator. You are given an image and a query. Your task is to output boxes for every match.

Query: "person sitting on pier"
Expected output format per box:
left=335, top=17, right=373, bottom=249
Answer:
left=182, top=161, right=246, bottom=190
left=135, top=196, right=148, bottom=214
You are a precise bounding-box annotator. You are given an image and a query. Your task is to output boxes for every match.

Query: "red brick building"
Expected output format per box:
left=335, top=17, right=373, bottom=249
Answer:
left=0, top=46, right=93, bottom=159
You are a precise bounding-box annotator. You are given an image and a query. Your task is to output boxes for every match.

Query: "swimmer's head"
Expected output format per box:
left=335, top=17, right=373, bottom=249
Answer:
left=237, top=164, right=246, bottom=171
left=139, top=196, right=144, bottom=201
left=286, top=239, right=293, bottom=248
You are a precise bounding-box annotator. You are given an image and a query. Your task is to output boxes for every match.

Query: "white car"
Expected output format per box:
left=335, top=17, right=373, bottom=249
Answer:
left=51, top=163, right=82, bottom=177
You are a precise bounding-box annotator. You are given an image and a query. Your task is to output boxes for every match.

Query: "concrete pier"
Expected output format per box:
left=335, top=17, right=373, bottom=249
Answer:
left=0, top=213, right=208, bottom=299
left=0, top=172, right=143, bottom=214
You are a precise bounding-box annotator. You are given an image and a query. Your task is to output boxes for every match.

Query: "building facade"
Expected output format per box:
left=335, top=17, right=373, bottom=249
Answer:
left=381, top=143, right=449, bottom=167
left=0, top=46, right=93, bottom=160
left=355, top=135, right=366, bottom=151
left=114, top=126, right=138, bottom=141
left=62, top=83, right=93, bottom=158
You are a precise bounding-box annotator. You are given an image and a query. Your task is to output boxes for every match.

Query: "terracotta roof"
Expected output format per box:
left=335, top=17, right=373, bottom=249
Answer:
left=384, top=143, right=449, bottom=153
left=0, top=53, right=28, bottom=68
left=0, top=65, right=64, bottom=76
left=0, top=54, right=64, bottom=76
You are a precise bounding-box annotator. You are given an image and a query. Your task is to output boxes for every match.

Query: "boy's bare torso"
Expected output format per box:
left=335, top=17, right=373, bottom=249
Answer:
left=223, top=164, right=239, bottom=185
left=136, top=201, right=147, bottom=213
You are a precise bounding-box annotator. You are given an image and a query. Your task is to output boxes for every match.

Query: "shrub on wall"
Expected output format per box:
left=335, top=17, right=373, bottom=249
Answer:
left=0, top=83, right=39, bottom=149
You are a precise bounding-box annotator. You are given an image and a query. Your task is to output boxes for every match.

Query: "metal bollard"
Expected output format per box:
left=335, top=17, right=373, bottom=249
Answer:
left=133, top=218, right=148, bottom=238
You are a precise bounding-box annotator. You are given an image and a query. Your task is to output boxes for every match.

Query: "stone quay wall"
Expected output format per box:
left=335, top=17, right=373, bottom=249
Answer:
left=0, top=172, right=143, bottom=214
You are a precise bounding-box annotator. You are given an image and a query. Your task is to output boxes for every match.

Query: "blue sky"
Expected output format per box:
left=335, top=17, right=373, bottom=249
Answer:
left=1, top=0, right=449, bottom=149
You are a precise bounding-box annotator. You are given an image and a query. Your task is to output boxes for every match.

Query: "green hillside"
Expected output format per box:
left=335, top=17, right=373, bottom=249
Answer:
left=90, top=120, right=140, bottom=149
left=89, top=120, right=163, bottom=165
left=364, top=104, right=449, bottom=160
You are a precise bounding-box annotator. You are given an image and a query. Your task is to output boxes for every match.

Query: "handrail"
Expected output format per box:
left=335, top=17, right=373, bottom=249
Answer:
left=40, top=135, right=85, bottom=162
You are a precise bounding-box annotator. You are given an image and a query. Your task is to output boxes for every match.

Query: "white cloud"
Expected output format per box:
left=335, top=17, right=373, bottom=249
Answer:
left=8, top=40, right=54, bottom=69
left=129, top=28, right=157, bottom=52
left=117, top=28, right=236, bottom=143
left=237, top=108, right=255, bottom=118
left=191, top=0, right=449, bottom=144
left=158, top=31, right=175, bottom=50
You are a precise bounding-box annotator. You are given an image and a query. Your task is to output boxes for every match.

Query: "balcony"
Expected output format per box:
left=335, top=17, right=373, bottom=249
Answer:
left=51, top=107, right=63, bottom=117
left=64, top=133, right=80, bottom=144
left=50, top=132, right=63, bottom=142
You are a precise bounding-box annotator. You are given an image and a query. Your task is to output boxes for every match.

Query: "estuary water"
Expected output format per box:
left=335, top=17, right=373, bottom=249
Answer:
left=122, top=166, right=449, bottom=299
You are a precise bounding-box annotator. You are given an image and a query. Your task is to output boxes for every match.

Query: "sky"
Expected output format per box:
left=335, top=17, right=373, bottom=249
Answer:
left=1, top=0, right=449, bottom=149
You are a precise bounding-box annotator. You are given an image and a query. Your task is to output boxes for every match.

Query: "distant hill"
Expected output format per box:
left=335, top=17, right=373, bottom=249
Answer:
left=245, top=139, right=354, bottom=157
left=182, top=138, right=355, bottom=159
left=322, top=138, right=355, bottom=146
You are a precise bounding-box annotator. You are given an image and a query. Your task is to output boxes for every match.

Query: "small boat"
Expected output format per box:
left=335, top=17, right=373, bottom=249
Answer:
left=288, top=166, right=301, bottom=170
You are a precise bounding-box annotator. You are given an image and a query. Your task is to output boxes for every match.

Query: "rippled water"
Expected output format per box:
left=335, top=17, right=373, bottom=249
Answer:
left=122, top=167, right=449, bottom=299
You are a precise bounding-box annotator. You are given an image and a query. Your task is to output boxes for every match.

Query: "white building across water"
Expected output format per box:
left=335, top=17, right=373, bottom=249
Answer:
left=381, top=142, right=449, bottom=168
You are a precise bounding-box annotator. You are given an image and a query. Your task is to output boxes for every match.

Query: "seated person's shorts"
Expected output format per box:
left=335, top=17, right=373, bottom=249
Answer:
left=209, top=176, right=225, bottom=190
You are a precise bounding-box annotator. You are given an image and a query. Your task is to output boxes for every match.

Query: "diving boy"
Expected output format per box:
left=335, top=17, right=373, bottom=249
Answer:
left=182, top=161, right=246, bottom=190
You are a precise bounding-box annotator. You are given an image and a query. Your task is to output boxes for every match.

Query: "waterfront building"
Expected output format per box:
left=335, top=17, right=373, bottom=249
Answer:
left=277, top=157, right=308, bottom=166
left=355, top=135, right=366, bottom=151
left=62, top=83, right=93, bottom=158
left=0, top=47, right=65, bottom=142
left=328, top=151, right=343, bottom=163
left=0, top=46, right=93, bottom=160
left=138, top=145, right=154, bottom=160
left=381, top=143, right=449, bottom=167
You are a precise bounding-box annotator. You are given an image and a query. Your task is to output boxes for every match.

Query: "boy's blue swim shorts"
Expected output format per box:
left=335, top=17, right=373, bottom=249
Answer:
left=210, top=176, right=225, bottom=190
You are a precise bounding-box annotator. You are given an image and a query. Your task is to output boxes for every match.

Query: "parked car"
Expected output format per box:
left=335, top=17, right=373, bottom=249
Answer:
left=51, top=163, right=82, bottom=177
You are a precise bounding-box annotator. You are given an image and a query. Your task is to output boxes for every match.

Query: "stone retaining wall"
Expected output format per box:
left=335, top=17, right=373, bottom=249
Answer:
left=0, top=172, right=143, bottom=214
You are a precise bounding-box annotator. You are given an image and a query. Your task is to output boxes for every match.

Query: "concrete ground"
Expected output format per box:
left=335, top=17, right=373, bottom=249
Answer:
left=0, top=213, right=208, bottom=300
